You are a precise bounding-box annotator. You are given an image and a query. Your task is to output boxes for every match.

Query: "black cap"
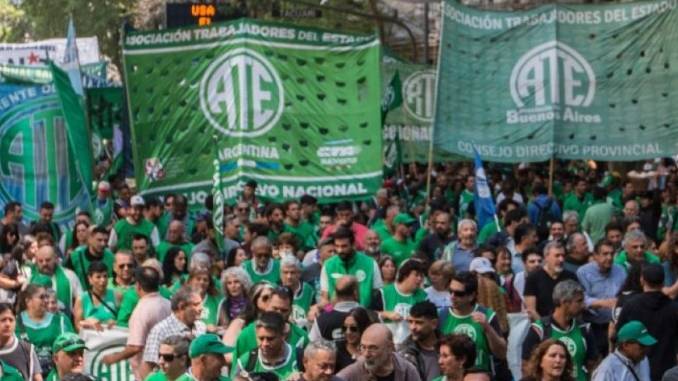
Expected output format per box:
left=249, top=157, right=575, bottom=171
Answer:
left=642, top=263, right=664, bottom=286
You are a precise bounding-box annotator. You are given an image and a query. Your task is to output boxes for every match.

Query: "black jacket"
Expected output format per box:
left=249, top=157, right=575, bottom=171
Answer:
left=617, top=291, right=678, bottom=381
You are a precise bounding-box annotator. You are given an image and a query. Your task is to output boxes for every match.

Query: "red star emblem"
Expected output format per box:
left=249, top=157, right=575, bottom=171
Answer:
left=27, top=52, right=40, bottom=64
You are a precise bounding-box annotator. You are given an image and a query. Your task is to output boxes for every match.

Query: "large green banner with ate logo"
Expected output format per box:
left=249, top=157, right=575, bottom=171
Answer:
left=0, top=85, right=89, bottom=224
left=124, top=19, right=382, bottom=204
left=435, top=0, right=678, bottom=162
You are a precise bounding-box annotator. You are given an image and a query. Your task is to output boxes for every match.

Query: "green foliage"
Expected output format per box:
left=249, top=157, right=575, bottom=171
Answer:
left=0, top=0, right=28, bottom=42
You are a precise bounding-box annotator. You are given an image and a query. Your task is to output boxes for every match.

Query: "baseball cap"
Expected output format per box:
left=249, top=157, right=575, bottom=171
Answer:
left=469, top=257, right=495, bottom=274
left=189, top=334, right=233, bottom=358
left=53, top=332, right=87, bottom=353
left=393, top=213, right=416, bottom=226
left=617, top=320, right=657, bottom=346
left=130, top=195, right=145, bottom=207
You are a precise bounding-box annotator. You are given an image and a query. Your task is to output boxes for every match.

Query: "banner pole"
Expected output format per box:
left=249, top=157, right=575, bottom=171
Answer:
left=548, top=156, right=555, bottom=196
left=425, top=135, right=434, bottom=204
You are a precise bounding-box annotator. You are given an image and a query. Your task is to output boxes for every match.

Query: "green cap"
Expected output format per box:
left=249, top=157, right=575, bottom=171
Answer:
left=617, top=320, right=657, bottom=346
left=393, top=213, right=416, bottom=226
left=30, top=274, right=52, bottom=288
left=189, top=334, right=233, bottom=358
left=52, top=332, right=87, bottom=353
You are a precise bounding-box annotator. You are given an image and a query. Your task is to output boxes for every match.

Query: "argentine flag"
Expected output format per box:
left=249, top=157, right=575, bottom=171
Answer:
left=473, top=149, right=497, bottom=229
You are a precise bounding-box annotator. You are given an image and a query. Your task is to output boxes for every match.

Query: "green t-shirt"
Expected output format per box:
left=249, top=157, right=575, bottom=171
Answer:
left=478, top=220, right=502, bottom=244
left=144, top=371, right=168, bottom=381
left=201, top=293, right=223, bottom=326
left=233, top=321, right=308, bottom=364
left=440, top=305, right=496, bottom=372
left=241, top=259, right=281, bottom=285
left=372, top=219, right=393, bottom=242
left=155, top=241, right=194, bottom=263
left=291, top=282, right=316, bottom=328
left=81, top=289, right=118, bottom=322
left=380, top=237, right=416, bottom=267
left=563, top=192, right=593, bottom=221
left=233, top=344, right=298, bottom=380
left=532, top=319, right=588, bottom=381
left=17, top=312, right=75, bottom=368
left=322, top=252, right=378, bottom=307
left=283, top=221, right=317, bottom=251
left=67, top=246, right=115, bottom=289
left=379, top=283, right=427, bottom=343
left=113, top=218, right=157, bottom=250
left=458, top=189, right=474, bottom=218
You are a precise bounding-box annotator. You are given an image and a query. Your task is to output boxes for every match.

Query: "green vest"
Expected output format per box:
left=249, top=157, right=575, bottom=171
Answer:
left=533, top=319, right=588, bottom=381
left=0, top=362, right=24, bottom=381
left=92, top=197, right=114, bottom=227
left=458, top=189, right=474, bottom=218
left=613, top=250, right=661, bottom=271
left=233, top=322, right=308, bottom=365
left=81, top=289, right=118, bottom=322
left=16, top=312, right=74, bottom=367
left=31, top=266, right=73, bottom=313
left=68, top=246, right=115, bottom=289
left=233, top=344, right=298, bottom=380
left=323, top=252, right=377, bottom=307
left=113, top=219, right=156, bottom=250
left=144, top=371, right=168, bottom=381
left=380, top=237, right=416, bottom=267
left=291, top=282, right=315, bottom=328
left=440, top=305, right=495, bottom=372
left=283, top=221, right=317, bottom=251
left=563, top=192, right=593, bottom=222
left=242, top=259, right=281, bottom=285
left=201, top=293, right=223, bottom=326
left=372, top=220, right=393, bottom=242
left=155, top=241, right=194, bottom=263
left=380, top=284, right=427, bottom=343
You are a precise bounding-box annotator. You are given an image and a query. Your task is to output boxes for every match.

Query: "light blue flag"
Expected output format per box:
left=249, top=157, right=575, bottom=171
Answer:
left=63, top=17, right=84, bottom=96
left=473, top=149, right=497, bottom=230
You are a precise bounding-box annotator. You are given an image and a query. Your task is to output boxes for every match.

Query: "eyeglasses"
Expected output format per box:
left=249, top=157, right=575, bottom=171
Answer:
left=342, top=325, right=359, bottom=333
left=450, top=290, right=469, bottom=298
left=159, top=353, right=179, bottom=362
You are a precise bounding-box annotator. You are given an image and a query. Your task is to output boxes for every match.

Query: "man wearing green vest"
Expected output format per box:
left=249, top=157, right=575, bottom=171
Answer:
left=440, top=271, right=506, bottom=375
left=241, top=237, right=280, bottom=285
left=92, top=181, right=115, bottom=228
left=46, top=332, right=88, bottom=381
left=232, top=312, right=299, bottom=380
left=283, top=200, right=317, bottom=252
left=280, top=255, right=315, bottom=331
left=109, top=251, right=136, bottom=296
left=563, top=178, right=593, bottom=222
left=380, top=213, right=417, bottom=267
left=372, top=205, right=399, bottom=242
left=320, top=227, right=382, bottom=307
left=109, top=195, right=160, bottom=251
left=614, top=230, right=660, bottom=272
left=175, top=333, right=231, bottom=381
left=156, top=220, right=194, bottom=263
left=33, top=245, right=82, bottom=315
left=522, top=280, right=598, bottom=381
left=65, top=226, right=114, bottom=289
left=458, top=175, right=475, bottom=219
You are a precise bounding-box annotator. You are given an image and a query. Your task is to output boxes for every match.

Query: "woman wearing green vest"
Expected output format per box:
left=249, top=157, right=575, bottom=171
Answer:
left=186, top=268, right=223, bottom=331
left=222, top=282, right=274, bottom=349
left=73, top=261, right=119, bottom=331
left=16, top=284, right=75, bottom=377
left=61, top=221, right=89, bottom=258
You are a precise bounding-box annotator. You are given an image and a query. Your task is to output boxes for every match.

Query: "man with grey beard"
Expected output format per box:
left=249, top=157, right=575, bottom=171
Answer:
left=337, top=324, right=421, bottom=381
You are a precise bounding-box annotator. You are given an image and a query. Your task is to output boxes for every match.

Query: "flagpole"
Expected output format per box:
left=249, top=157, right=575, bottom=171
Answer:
left=548, top=156, right=555, bottom=196
left=425, top=132, right=434, bottom=204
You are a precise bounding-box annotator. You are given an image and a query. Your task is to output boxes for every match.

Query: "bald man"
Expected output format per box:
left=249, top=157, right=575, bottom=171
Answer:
left=308, top=275, right=360, bottom=342
left=155, top=220, right=194, bottom=263
left=337, top=323, right=421, bottom=381
left=32, top=245, right=82, bottom=313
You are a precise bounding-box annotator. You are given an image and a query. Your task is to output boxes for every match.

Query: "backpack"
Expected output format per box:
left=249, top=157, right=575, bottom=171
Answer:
left=535, top=198, right=557, bottom=241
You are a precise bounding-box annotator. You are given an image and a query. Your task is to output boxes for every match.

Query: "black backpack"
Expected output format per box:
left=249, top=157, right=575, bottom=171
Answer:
left=535, top=198, right=557, bottom=241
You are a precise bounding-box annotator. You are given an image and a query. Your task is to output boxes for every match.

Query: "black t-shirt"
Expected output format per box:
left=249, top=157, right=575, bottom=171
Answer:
left=375, top=370, right=395, bottom=381
left=523, top=268, right=577, bottom=317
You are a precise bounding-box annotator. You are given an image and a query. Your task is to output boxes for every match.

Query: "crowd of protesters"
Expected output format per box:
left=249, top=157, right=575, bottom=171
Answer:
left=0, top=159, right=678, bottom=381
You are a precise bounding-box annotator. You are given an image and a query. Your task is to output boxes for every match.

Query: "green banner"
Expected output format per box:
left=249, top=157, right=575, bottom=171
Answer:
left=435, top=0, right=678, bottom=162
left=123, top=19, right=382, bottom=204
left=382, top=55, right=460, bottom=163
left=0, top=84, right=89, bottom=225
left=0, top=62, right=107, bottom=86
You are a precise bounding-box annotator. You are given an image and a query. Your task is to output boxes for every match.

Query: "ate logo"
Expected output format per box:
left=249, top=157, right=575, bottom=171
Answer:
left=0, top=92, right=85, bottom=223
left=510, top=41, right=595, bottom=109
left=200, top=48, right=284, bottom=137
left=403, top=70, right=436, bottom=122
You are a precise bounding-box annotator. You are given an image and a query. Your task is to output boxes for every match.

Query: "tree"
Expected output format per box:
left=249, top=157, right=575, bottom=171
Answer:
left=0, top=0, right=28, bottom=42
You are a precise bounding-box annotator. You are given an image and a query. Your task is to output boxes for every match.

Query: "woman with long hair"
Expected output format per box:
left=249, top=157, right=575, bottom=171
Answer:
left=335, top=307, right=373, bottom=372
left=64, top=220, right=89, bottom=257
left=521, top=339, right=574, bottom=381
left=16, top=284, right=75, bottom=377
left=186, top=267, right=222, bottom=330
left=162, top=247, right=188, bottom=287
left=379, top=255, right=397, bottom=285
left=0, top=223, right=19, bottom=255
left=73, top=261, right=119, bottom=330
left=217, top=267, right=252, bottom=327
left=494, top=245, right=523, bottom=313
left=225, top=246, right=249, bottom=269
left=222, top=282, right=274, bottom=347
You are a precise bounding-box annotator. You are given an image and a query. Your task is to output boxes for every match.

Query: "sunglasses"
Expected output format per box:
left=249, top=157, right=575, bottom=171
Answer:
left=342, top=325, right=359, bottom=333
left=159, top=353, right=180, bottom=362
left=451, top=290, right=469, bottom=298
left=119, top=263, right=135, bottom=269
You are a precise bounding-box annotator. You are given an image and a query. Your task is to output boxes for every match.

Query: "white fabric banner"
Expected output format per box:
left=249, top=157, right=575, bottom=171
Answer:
left=81, top=328, right=134, bottom=381
left=507, top=312, right=530, bottom=381
left=0, top=37, right=100, bottom=65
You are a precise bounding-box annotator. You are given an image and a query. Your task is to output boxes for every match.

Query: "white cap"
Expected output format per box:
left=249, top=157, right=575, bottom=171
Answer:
left=130, top=195, right=145, bottom=207
left=469, top=257, right=495, bottom=274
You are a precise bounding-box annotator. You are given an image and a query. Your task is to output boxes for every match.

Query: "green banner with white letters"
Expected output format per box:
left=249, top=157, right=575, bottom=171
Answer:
left=435, top=0, right=678, bottom=162
left=124, top=18, right=382, bottom=204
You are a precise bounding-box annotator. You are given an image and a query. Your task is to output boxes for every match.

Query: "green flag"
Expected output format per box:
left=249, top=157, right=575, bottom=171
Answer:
left=212, top=137, right=225, bottom=253
left=435, top=0, right=678, bottom=162
left=381, top=70, right=402, bottom=122
left=124, top=18, right=382, bottom=206
left=49, top=61, right=94, bottom=199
